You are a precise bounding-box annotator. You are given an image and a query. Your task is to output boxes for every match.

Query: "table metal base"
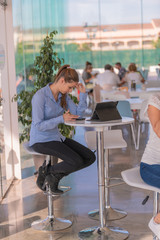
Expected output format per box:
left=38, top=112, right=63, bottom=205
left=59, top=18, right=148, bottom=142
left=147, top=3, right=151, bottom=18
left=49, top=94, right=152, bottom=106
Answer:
left=88, top=207, right=127, bottom=221
left=78, top=226, right=129, bottom=240
left=31, top=216, right=72, bottom=231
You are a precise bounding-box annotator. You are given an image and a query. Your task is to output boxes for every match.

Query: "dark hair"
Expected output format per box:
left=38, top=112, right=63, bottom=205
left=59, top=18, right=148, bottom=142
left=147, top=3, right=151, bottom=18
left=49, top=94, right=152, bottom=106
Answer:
left=104, top=64, right=112, bottom=70
left=54, top=64, right=79, bottom=109
left=115, top=62, right=121, bottom=67
left=128, top=63, right=137, bottom=72
left=85, top=61, right=92, bottom=71
left=86, top=61, right=92, bottom=66
left=55, top=64, right=79, bottom=83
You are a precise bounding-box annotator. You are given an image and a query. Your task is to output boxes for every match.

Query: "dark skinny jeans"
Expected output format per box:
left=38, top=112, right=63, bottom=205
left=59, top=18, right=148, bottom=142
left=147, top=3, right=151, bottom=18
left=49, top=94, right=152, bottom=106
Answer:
left=32, top=138, right=96, bottom=175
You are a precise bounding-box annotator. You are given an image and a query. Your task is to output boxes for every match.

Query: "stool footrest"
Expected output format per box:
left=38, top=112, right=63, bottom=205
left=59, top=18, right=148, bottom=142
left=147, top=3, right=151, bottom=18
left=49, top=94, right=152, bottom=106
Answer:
left=105, top=178, right=124, bottom=188
left=31, top=216, right=72, bottom=231
left=43, top=185, right=71, bottom=196
left=59, top=185, right=71, bottom=193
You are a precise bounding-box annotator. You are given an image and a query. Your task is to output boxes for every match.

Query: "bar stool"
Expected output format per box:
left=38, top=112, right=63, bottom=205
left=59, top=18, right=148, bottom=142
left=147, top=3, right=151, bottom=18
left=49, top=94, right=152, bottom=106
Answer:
left=121, top=166, right=160, bottom=240
left=23, top=142, right=72, bottom=231
left=117, top=100, right=137, bottom=150
left=85, top=129, right=127, bottom=221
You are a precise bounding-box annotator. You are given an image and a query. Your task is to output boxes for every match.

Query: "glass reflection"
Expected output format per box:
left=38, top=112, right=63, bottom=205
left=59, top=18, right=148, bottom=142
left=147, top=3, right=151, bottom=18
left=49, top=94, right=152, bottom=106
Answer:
left=0, top=72, right=7, bottom=200
left=12, top=0, right=160, bottom=73
left=12, top=0, right=160, bottom=170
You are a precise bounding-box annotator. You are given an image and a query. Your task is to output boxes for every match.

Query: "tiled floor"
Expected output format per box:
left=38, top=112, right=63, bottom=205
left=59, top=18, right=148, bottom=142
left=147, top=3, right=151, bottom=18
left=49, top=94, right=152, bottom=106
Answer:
left=0, top=124, right=156, bottom=240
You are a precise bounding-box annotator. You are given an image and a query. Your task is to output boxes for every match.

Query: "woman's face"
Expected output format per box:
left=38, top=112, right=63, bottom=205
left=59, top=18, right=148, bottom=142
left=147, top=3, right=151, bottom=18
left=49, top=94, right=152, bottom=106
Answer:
left=87, top=65, right=92, bottom=73
left=60, top=79, right=77, bottom=94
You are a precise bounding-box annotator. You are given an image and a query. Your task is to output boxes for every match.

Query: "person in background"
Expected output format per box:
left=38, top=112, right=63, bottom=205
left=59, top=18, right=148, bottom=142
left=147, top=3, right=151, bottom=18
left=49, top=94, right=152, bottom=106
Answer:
left=115, top=62, right=127, bottom=81
left=140, top=93, right=160, bottom=238
left=124, top=63, right=145, bottom=87
left=82, top=61, right=97, bottom=85
left=82, top=61, right=97, bottom=109
left=96, top=64, right=121, bottom=89
left=29, top=64, right=96, bottom=195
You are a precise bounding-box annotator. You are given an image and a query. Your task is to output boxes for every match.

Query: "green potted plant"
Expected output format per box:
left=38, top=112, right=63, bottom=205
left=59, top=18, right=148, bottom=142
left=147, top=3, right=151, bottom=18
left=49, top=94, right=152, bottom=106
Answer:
left=15, top=31, right=78, bottom=170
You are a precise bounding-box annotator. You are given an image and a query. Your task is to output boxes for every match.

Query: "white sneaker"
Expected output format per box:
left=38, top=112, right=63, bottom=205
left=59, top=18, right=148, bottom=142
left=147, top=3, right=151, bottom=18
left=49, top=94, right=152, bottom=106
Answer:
left=148, top=217, right=160, bottom=238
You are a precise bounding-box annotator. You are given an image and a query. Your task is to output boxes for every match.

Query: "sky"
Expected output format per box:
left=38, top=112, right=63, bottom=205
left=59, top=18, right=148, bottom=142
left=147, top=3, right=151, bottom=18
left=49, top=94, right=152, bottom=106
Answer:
left=12, top=0, right=160, bottom=29
left=66, top=0, right=160, bottom=26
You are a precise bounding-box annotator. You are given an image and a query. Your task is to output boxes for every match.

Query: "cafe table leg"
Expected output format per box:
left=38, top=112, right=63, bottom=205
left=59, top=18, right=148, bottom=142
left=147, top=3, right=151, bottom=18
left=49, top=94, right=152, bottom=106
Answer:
left=78, top=130, right=129, bottom=240
left=104, top=148, right=127, bottom=220
left=88, top=147, right=127, bottom=221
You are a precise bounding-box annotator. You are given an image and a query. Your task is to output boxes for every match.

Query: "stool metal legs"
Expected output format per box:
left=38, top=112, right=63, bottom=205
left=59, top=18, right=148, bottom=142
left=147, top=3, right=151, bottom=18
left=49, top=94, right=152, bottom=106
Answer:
left=104, top=148, right=127, bottom=220
left=31, top=185, right=72, bottom=231
left=153, top=192, right=159, bottom=216
left=79, top=130, right=129, bottom=240
left=153, top=192, right=160, bottom=240
left=88, top=148, right=127, bottom=221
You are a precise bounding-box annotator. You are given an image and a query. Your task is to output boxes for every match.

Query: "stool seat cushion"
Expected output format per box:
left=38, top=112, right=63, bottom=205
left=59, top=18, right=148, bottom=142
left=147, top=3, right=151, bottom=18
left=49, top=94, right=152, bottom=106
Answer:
left=121, top=166, right=160, bottom=193
left=23, top=142, right=45, bottom=156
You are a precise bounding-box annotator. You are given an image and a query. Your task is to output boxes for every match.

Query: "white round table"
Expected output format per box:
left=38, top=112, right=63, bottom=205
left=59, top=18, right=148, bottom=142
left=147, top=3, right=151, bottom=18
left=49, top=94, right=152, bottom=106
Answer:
left=65, top=117, right=134, bottom=240
left=101, top=88, right=160, bottom=100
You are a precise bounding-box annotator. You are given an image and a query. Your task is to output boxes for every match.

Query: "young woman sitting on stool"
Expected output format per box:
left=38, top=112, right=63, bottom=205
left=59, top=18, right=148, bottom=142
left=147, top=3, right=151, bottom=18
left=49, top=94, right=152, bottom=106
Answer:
left=29, top=64, right=96, bottom=195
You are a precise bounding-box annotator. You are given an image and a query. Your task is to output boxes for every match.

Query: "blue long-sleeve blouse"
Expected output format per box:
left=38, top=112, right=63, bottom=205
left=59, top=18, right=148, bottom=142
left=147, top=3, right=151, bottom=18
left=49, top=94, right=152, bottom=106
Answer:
left=29, top=83, right=87, bottom=146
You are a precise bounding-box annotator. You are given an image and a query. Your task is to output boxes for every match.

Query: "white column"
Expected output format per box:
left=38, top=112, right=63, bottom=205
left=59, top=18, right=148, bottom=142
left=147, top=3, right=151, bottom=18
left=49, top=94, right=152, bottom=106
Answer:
left=3, top=0, right=21, bottom=179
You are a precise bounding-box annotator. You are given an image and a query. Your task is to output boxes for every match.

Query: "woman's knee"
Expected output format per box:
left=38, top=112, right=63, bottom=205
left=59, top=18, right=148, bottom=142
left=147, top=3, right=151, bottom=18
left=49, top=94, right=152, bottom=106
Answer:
left=89, top=151, right=96, bottom=164
left=70, top=158, right=84, bottom=171
left=82, top=152, right=96, bottom=168
left=68, top=151, right=96, bottom=172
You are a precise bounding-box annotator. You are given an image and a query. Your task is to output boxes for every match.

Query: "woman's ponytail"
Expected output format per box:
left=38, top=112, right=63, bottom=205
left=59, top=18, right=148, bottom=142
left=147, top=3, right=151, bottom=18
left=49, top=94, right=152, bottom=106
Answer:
left=54, top=64, right=79, bottom=109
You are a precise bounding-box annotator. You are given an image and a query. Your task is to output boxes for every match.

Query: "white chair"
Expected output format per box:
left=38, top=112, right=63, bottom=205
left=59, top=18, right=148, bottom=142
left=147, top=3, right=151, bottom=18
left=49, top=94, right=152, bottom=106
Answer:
left=85, top=129, right=127, bottom=150
left=139, top=69, right=149, bottom=81
left=136, top=99, right=149, bottom=150
left=85, top=129, right=127, bottom=221
left=117, top=100, right=137, bottom=149
left=121, top=166, right=160, bottom=240
left=93, top=84, right=102, bottom=103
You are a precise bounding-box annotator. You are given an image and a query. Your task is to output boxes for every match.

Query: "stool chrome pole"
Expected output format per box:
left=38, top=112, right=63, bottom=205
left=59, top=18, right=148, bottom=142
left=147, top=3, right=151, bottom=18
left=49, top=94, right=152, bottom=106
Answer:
left=153, top=192, right=159, bottom=216
left=88, top=148, right=127, bottom=221
left=153, top=192, right=160, bottom=240
left=79, top=130, right=129, bottom=239
left=31, top=185, right=72, bottom=231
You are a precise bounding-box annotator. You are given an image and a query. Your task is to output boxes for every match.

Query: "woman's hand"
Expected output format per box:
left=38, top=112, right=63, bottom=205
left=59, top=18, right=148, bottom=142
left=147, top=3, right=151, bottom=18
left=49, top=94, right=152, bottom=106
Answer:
left=76, top=83, right=86, bottom=93
left=63, top=110, right=79, bottom=121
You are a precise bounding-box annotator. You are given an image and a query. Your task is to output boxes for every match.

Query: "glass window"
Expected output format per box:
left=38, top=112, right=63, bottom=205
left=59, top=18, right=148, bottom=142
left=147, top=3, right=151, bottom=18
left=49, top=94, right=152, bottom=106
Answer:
left=12, top=0, right=160, bottom=173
